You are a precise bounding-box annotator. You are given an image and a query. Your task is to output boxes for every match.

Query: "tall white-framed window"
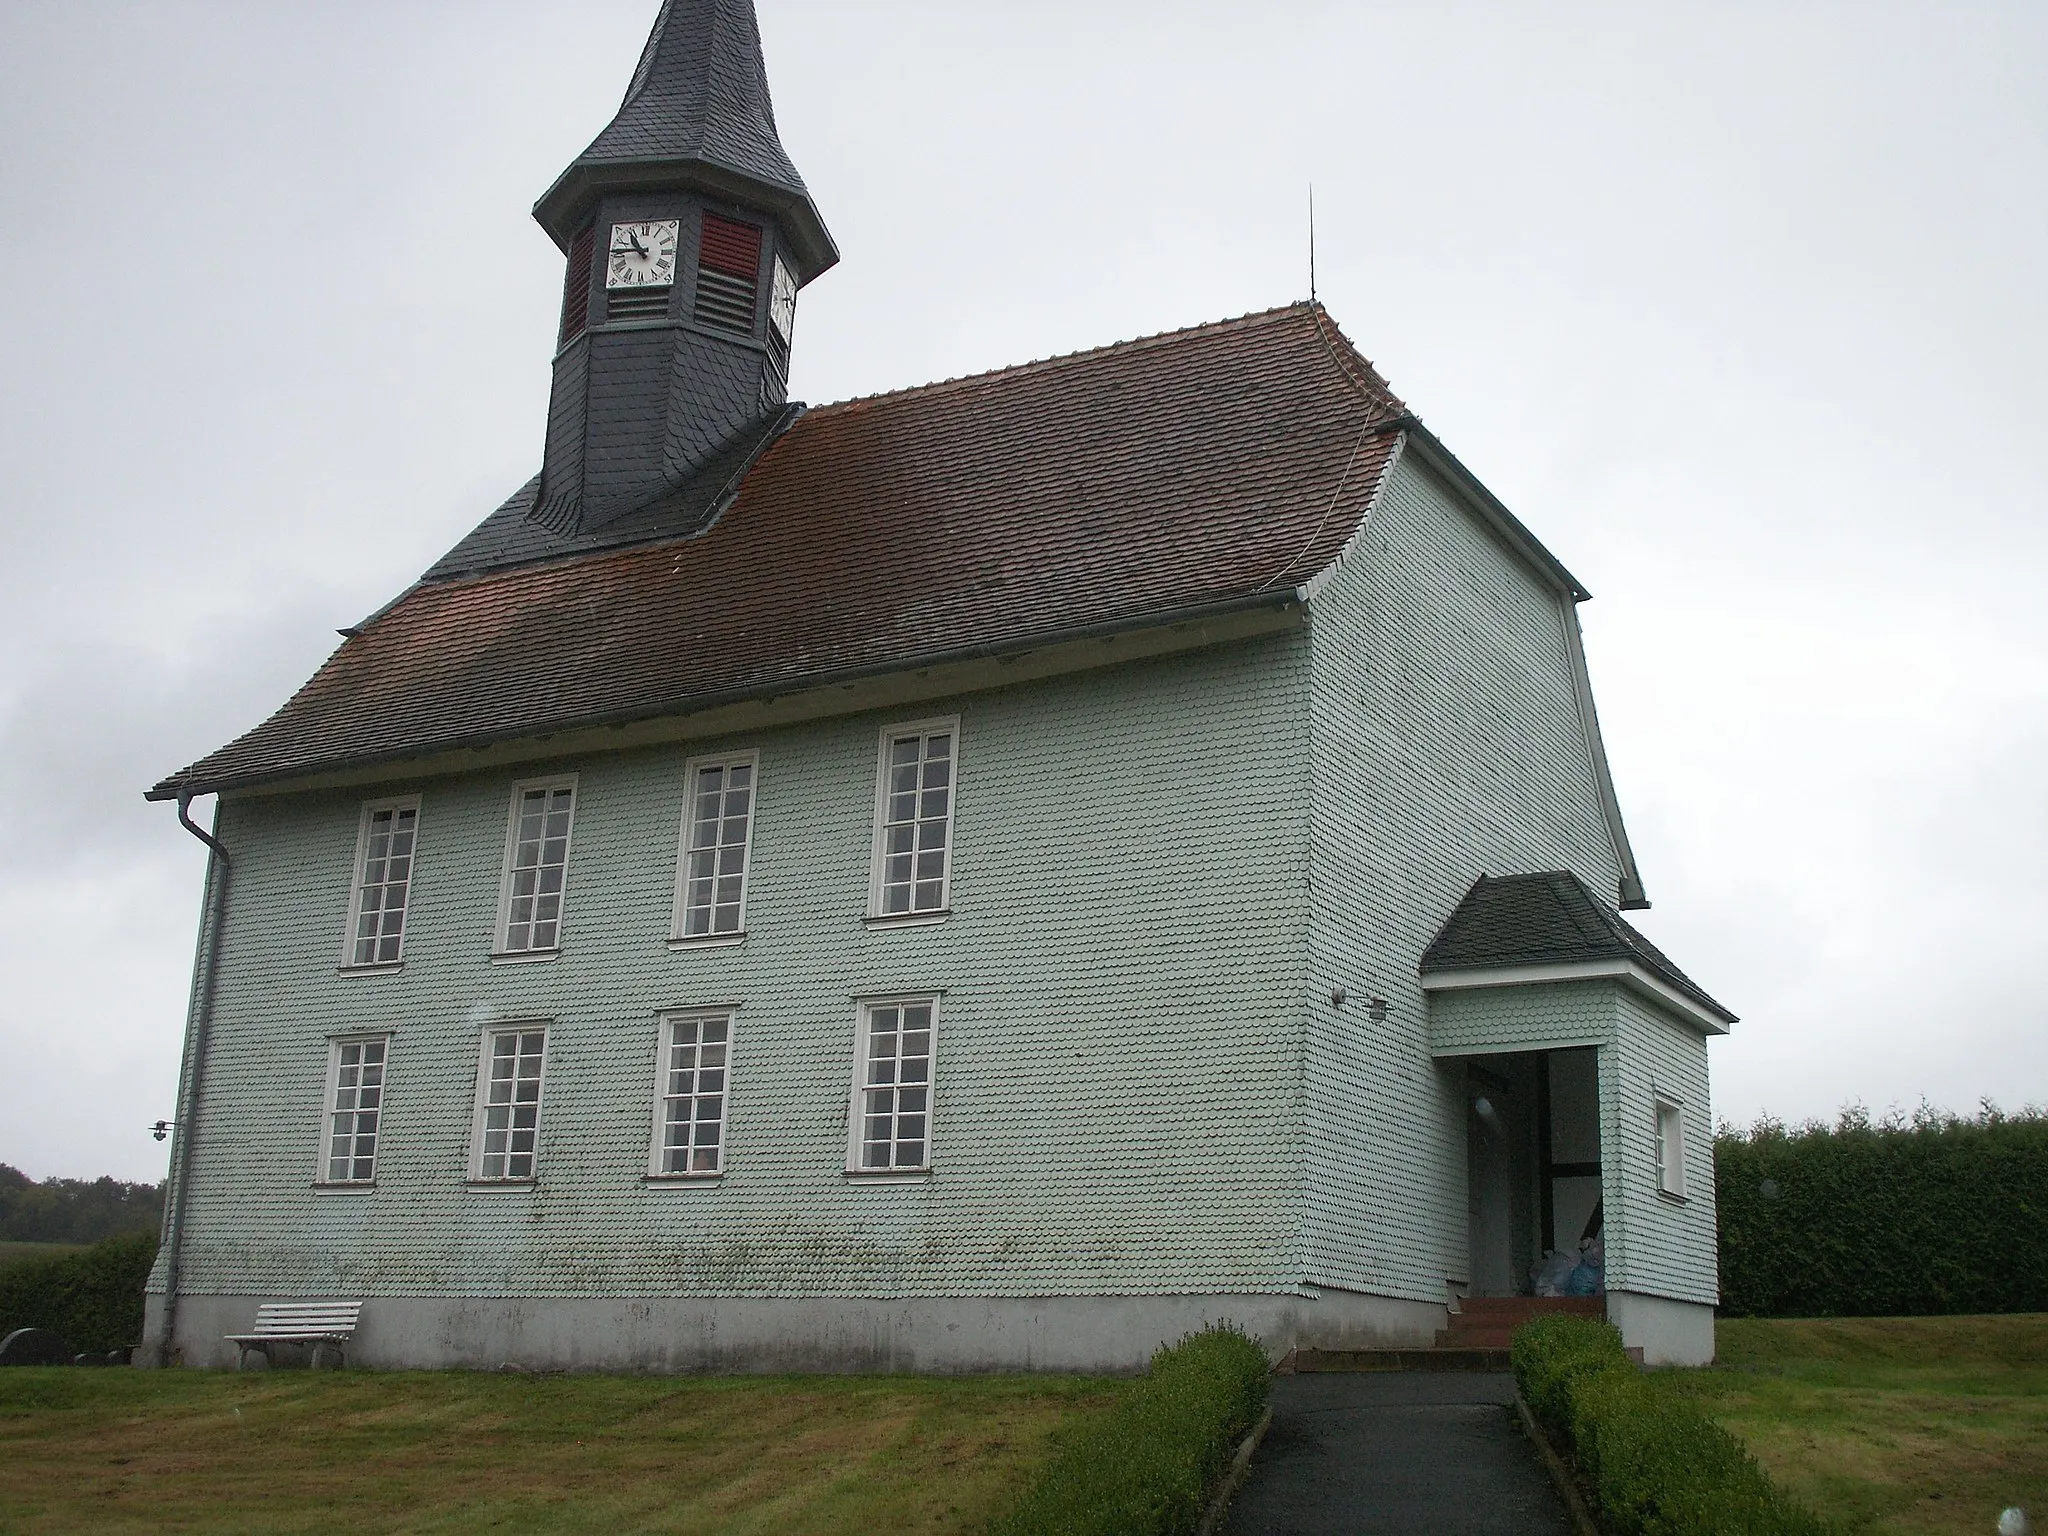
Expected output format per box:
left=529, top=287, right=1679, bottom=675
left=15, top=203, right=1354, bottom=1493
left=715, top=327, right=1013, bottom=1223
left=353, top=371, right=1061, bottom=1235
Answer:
left=496, top=777, right=577, bottom=956
left=343, top=797, right=420, bottom=967
left=1654, top=1097, right=1687, bottom=1199
left=671, top=753, right=757, bottom=942
left=868, top=718, right=958, bottom=919
left=648, top=1010, right=733, bottom=1177
left=470, top=1025, right=549, bottom=1182
left=847, top=996, right=937, bottom=1172
left=319, top=1034, right=390, bottom=1185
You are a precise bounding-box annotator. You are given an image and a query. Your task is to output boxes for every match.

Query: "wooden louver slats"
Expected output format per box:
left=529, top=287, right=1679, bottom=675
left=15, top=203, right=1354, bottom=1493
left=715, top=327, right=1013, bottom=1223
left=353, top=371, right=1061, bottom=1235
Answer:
left=698, top=215, right=763, bottom=278
left=558, top=225, right=595, bottom=346
left=695, top=214, right=763, bottom=336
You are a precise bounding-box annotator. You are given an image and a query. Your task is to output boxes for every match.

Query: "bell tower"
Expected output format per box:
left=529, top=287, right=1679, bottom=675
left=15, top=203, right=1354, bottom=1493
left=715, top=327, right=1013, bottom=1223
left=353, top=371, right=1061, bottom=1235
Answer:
left=531, top=0, right=835, bottom=533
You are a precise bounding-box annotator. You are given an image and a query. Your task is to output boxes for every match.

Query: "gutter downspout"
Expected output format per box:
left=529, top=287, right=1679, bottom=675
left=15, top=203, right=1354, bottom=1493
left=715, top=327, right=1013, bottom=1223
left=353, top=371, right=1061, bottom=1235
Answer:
left=145, top=791, right=231, bottom=1367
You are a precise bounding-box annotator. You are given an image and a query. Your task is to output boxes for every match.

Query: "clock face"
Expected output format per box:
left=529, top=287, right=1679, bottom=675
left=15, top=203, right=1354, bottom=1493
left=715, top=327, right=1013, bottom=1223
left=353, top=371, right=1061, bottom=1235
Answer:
left=606, top=220, right=679, bottom=288
left=768, top=257, right=797, bottom=343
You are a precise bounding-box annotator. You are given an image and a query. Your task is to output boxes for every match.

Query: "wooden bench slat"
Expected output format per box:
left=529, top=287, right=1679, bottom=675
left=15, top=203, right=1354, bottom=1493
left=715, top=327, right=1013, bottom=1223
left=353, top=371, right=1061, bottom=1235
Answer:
left=225, top=1302, right=362, bottom=1367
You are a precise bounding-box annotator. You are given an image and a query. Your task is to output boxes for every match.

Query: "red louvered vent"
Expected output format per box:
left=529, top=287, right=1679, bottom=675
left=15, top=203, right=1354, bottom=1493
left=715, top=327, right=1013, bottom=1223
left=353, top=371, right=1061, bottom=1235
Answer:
left=695, top=214, right=763, bottom=334
left=699, top=215, right=763, bottom=277
left=558, top=224, right=595, bottom=346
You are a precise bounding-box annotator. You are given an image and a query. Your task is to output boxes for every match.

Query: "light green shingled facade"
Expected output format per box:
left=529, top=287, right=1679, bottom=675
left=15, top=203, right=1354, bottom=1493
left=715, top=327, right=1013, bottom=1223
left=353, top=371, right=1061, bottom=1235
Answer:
left=148, top=437, right=1721, bottom=1370
left=154, top=636, right=1316, bottom=1311
left=1301, top=448, right=1629, bottom=1302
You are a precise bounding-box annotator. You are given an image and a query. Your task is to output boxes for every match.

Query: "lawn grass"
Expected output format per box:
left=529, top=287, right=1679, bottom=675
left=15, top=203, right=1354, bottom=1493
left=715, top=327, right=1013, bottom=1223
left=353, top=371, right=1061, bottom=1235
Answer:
left=0, top=1242, right=85, bottom=1271
left=0, top=1368, right=1116, bottom=1535
left=1671, top=1314, right=2047, bottom=1536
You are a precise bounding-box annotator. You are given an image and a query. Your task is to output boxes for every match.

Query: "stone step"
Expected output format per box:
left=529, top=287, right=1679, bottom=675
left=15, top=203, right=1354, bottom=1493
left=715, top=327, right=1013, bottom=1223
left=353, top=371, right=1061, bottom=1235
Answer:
left=1278, top=1346, right=1513, bottom=1374
left=1452, top=1296, right=1605, bottom=1318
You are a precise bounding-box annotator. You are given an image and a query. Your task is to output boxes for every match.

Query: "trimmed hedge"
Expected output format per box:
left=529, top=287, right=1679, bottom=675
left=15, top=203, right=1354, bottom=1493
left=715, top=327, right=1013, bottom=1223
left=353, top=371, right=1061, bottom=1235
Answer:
left=991, top=1324, right=1269, bottom=1536
left=1512, top=1316, right=1831, bottom=1536
left=0, top=1230, right=157, bottom=1354
left=1717, top=1104, right=2048, bottom=1317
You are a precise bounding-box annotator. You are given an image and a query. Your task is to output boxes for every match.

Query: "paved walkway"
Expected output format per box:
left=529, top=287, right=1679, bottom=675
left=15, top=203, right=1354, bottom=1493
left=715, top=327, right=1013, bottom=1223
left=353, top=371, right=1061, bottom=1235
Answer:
left=1224, top=1372, right=1573, bottom=1536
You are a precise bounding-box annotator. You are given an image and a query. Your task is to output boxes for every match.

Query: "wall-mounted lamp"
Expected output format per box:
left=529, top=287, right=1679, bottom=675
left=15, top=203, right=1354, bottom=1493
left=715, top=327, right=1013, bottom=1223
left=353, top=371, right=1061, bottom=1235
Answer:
left=149, top=1120, right=178, bottom=1143
left=1367, top=997, right=1389, bottom=1023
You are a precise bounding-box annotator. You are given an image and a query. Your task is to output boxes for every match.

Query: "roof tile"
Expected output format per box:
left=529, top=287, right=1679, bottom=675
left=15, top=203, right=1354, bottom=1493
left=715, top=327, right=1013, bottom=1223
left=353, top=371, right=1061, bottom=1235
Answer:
left=152, top=303, right=1403, bottom=799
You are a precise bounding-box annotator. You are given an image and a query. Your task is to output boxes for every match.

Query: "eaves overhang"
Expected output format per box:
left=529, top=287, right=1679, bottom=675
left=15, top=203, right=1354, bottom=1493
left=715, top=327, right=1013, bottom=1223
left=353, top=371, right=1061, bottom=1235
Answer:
left=1421, top=959, right=1736, bottom=1035
left=532, top=159, right=838, bottom=284
left=145, top=587, right=1306, bottom=804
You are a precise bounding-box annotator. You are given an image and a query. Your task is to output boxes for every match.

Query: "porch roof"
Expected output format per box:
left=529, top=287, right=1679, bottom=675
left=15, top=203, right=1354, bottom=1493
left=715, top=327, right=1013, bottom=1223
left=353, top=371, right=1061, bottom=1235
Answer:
left=1420, top=871, right=1736, bottom=1029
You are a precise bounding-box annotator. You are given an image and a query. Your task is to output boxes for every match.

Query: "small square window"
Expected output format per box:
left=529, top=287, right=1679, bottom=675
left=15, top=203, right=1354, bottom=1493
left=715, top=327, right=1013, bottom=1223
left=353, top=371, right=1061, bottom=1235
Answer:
left=497, top=779, right=576, bottom=954
left=344, top=798, right=419, bottom=966
left=672, top=755, right=756, bottom=941
left=868, top=720, right=958, bottom=918
left=650, top=1012, right=732, bottom=1176
left=320, top=1035, right=389, bottom=1184
left=472, top=1026, right=548, bottom=1182
left=1655, top=1099, right=1686, bottom=1199
left=847, top=998, right=936, bottom=1172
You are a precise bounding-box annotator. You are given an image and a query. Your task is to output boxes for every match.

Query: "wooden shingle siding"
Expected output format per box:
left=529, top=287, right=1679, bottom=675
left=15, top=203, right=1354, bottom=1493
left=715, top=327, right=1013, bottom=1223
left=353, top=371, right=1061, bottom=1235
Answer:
left=153, top=636, right=1312, bottom=1304
left=1601, top=991, right=1718, bottom=1305
left=1301, top=450, right=1626, bottom=1303
left=1427, top=982, right=1616, bottom=1056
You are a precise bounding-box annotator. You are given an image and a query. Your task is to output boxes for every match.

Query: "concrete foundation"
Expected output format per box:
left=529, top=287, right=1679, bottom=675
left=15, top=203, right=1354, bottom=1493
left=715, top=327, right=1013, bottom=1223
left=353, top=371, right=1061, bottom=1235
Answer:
left=142, top=1286, right=1445, bottom=1374
left=1605, top=1290, right=1716, bottom=1367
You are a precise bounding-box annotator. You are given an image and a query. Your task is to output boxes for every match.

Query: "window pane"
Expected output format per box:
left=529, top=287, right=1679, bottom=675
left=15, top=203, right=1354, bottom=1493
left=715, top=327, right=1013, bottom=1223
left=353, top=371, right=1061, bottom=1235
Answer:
left=476, top=1029, right=546, bottom=1179
left=326, top=1037, right=388, bottom=1182
left=679, top=762, right=753, bottom=938
left=351, top=804, right=418, bottom=964
left=856, top=1001, right=935, bottom=1171
left=503, top=788, right=572, bottom=951
left=876, top=732, right=952, bottom=915
left=656, top=1015, right=730, bottom=1175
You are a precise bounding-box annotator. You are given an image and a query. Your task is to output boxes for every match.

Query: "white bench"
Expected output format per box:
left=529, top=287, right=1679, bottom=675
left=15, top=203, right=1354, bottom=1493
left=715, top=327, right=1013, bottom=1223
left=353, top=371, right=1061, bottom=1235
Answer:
left=225, top=1301, right=363, bottom=1370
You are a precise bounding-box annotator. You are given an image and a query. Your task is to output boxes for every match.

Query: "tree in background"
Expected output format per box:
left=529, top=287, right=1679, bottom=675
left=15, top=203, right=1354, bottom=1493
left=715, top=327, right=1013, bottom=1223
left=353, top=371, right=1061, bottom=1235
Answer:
left=0, top=1164, right=163, bottom=1245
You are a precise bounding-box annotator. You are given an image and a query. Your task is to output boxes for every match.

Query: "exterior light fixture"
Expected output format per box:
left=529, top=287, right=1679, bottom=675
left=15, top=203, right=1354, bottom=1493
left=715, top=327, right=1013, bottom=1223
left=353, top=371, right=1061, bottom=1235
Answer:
left=1330, top=985, right=1348, bottom=1007
left=1367, top=997, right=1389, bottom=1023
left=150, top=1120, right=178, bottom=1143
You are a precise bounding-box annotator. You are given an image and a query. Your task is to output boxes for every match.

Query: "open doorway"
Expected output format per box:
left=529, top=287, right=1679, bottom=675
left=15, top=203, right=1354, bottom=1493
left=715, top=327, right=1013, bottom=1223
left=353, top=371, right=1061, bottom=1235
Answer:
left=1465, top=1049, right=1604, bottom=1296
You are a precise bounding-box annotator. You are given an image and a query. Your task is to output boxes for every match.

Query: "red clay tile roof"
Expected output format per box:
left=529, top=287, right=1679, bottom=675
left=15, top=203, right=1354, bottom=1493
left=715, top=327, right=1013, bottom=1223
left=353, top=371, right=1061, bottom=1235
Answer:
left=151, top=303, right=1409, bottom=799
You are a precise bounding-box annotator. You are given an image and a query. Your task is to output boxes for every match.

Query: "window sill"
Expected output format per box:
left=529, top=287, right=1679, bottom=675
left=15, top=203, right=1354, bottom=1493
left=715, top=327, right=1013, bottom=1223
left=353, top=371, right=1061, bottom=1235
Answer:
left=863, top=910, right=951, bottom=930
left=337, top=961, right=404, bottom=976
left=1657, top=1188, right=1689, bottom=1206
left=464, top=1178, right=537, bottom=1191
left=667, top=933, right=744, bottom=952
left=489, top=948, right=560, bottom=966
left=842, top=1169, right=932, bottom=1185
left=643, top=1174, right=724, bottom=1187
left=311, top=1181, right=376, bottom=1195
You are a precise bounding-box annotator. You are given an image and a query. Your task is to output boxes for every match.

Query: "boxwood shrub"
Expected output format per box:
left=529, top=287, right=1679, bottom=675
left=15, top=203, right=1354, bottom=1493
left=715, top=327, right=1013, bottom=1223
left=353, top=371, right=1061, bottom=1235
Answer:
left=1512, top=1315, right=1832, bottom=1536
left=991, top=1323, right=1270, bottom=1536
left=0, top=1230, right=157, bottom=1355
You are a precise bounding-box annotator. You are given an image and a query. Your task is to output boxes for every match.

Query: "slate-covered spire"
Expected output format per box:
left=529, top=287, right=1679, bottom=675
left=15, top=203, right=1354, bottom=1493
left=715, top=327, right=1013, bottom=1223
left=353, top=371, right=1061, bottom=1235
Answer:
left=534, top=0, right=835, bottom=281
left=533, top=0, right=834, bottom=536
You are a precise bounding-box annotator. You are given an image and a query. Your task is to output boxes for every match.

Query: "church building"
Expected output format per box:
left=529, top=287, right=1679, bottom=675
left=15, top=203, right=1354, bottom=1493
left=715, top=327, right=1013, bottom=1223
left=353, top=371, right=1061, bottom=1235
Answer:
left=142, top=0, right=1733, bottom=1371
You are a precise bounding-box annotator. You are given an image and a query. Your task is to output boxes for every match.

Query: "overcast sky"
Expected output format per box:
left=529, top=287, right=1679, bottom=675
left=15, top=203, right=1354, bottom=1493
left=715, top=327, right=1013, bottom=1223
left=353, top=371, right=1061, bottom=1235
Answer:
left=1, top=1, right=2042, bottom=1182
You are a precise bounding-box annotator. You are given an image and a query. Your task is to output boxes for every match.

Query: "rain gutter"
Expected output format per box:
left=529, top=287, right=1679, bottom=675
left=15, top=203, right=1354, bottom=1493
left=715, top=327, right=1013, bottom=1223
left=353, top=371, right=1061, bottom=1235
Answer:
left=147, top=793, right=232, bottom=1365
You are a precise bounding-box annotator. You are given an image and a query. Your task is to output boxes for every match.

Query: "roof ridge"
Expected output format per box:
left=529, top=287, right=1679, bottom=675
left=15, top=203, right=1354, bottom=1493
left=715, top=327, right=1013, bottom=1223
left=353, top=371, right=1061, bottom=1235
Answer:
left=1550, top=868, right=1629, bottom=951
left=808, top=301, right=1321, bottom=418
